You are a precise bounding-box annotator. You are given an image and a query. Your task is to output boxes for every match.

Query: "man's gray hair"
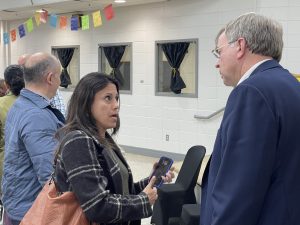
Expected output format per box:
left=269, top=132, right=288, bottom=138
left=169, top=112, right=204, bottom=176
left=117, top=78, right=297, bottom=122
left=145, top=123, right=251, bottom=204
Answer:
left=215, top=27, right=225, bottom=45
left=225, top=12, right=283, bottom=62
left=23, top=53, right=59, bottom=83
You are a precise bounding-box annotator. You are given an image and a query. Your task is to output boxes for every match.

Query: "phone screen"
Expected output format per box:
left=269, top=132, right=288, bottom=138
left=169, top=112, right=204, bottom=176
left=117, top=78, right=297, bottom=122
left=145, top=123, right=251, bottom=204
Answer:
left=151, top=156, right=173, bottom=187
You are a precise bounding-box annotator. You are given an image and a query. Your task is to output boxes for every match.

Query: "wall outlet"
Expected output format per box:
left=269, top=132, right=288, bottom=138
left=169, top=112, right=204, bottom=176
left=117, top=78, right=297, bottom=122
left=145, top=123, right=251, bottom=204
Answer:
left=165, top=134, right=169, bottom=141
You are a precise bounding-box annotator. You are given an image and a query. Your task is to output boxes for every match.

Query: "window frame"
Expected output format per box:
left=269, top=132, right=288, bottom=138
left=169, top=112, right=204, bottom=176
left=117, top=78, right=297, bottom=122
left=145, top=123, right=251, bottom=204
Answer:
left=98, top=42, right=132, bottom=95
left=155, top=38, right=198, bottom=98
left=51, top=45, right=80, bottom=91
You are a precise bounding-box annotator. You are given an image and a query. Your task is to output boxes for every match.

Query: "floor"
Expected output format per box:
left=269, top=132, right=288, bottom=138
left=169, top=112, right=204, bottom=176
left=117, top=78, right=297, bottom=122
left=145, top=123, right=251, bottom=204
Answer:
left=124, top=152, right=161, bottom=225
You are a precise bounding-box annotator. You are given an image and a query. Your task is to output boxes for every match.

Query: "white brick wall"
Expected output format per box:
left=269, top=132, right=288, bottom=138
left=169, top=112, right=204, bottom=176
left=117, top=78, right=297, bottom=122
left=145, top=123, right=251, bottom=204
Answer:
left=1, top=0, right=299, bottom=155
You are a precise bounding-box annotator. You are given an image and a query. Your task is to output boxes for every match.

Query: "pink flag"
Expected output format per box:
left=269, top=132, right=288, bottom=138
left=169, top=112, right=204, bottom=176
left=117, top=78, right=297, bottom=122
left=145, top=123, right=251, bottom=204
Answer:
left=104, top=4, right=114, bottom=21
left=40, top=9, right=48, bottom=23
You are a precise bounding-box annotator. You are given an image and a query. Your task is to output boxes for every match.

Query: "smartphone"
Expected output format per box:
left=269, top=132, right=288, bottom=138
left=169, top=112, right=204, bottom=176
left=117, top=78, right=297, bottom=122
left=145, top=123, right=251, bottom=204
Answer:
left=151, top=156, right=173, bottom=187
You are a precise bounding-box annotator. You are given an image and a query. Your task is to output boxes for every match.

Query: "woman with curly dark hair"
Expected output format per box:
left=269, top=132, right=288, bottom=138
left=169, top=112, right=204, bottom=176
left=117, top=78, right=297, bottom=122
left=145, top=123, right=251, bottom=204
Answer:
left=0, top=64, right=25, bottom=193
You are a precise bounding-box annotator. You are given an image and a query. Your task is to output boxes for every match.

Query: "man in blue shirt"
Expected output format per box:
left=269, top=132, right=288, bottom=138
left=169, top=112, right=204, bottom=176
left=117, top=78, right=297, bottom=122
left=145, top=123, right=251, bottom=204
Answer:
left=2, top=52, right=64, bottom=224
left=18, top=53, right=66, bottom=117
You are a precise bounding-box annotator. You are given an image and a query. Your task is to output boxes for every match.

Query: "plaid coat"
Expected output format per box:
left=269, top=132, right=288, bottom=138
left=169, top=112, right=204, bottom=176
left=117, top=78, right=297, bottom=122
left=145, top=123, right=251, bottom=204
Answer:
left=54, top=130, right=152, bottom=225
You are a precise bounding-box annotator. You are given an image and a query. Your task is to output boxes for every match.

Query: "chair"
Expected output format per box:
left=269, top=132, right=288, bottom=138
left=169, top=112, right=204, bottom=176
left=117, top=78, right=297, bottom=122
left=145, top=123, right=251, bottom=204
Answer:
left=180, top=204, right=201, bottom=225
left=151, top=145, right=206, bottom=225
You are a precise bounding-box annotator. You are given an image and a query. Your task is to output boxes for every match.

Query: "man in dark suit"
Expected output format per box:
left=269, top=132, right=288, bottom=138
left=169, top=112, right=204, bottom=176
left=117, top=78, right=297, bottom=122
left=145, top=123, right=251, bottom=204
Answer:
left=200, top=13, right=300, bottom=225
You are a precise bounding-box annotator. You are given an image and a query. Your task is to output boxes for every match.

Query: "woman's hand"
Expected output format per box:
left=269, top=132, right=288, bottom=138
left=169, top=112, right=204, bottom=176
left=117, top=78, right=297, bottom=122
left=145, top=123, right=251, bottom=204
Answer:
left=151, top=162, right=175, bottom=184
left=163, top=166, right=175, bottom=183
left=142, top=176, right=158, bottom=205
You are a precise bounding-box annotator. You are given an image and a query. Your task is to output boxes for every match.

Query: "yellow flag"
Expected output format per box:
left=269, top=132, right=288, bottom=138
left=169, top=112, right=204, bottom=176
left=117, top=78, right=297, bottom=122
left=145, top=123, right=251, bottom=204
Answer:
left=34, top=13, right=41, bottom=26
left=92, top=10, right=102, bottom=27
left=26, top=18, right=34, bottom=33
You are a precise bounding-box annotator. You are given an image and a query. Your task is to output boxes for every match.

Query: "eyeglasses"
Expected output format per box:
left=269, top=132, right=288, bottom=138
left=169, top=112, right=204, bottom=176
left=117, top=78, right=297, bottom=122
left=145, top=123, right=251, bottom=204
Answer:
left=211, top=40, right=237, bottom=58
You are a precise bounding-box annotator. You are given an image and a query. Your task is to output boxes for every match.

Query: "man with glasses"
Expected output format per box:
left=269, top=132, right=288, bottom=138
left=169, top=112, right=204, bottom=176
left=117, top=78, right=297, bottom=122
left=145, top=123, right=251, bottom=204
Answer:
left=200, top=13, right=300, bottom=225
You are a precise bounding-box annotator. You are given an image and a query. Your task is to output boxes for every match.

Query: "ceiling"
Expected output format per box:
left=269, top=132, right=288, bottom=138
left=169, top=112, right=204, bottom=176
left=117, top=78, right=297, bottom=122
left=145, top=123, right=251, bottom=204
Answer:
left=0, top=0, right=168, bottom=21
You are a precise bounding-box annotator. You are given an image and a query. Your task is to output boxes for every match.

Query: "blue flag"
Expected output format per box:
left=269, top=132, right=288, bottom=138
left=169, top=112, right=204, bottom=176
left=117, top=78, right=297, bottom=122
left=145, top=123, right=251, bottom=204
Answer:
left=3, top=33, right=9, bottom=44
left=50, top=14, right=57, bottom=28
left=18, top=24, right=26, bottom=38
left=71, top=16, right=79, bottom=31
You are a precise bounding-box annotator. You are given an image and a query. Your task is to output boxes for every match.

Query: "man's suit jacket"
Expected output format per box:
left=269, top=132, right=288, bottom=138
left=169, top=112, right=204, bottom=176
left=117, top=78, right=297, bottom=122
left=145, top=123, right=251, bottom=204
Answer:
left=200, top=60, right=300, bottom=225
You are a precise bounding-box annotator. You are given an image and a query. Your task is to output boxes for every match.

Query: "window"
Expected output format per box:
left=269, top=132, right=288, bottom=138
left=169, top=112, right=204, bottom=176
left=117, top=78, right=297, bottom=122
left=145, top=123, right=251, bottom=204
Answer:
left=99, top=43, right=132, bottom=93
left=52, top=46, right=80, bottom=89
left=156, top=39, right=198, bottom=97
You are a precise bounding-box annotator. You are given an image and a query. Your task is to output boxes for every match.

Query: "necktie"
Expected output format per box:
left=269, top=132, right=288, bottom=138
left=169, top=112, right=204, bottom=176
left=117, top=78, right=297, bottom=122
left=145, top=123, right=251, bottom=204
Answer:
left=47, top=105, right=66, bottom=124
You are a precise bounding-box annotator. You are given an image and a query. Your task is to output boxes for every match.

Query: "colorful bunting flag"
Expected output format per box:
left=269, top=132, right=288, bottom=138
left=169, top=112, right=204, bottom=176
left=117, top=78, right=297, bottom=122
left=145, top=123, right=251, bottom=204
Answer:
left=92, top=10, right=102, bottom=27
left=10, top=29, right=16, bottom=42
left=26, top=18, right=34, bottom=33
left=50, top=14, right=57, bottom=28
left=71, top=16, right=79, bottom=31
left=34, top=13, right=41, bottom=26
left=104, top=4, right=114, bottom=21
left=7, top=4, right=116, bottom=44
left=18, top=24, right=26, bottom=38
left=40, top=9, right=48, bottom=23
left=81, top=15, right=90, bottom=30
left=60, top=16, right=67, bottom=30
left=3, top=33, right=9, bottom=44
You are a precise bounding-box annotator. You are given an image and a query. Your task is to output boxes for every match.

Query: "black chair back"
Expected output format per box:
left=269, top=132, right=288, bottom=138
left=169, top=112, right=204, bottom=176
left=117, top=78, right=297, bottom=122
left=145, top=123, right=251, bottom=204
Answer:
left=151, top=145, right=206, bottom=225
left=176, top=145, right=206, bottom=190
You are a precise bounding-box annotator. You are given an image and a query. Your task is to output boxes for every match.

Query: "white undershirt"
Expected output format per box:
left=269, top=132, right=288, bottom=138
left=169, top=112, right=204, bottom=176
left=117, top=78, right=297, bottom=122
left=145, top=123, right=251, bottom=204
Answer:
left=237, top=59, right=271, bottom=86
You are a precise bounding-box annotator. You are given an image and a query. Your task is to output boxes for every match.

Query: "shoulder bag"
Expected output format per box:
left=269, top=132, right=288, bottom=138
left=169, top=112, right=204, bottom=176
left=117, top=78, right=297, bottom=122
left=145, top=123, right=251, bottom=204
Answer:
left=20, top=178, right=95, bottom=225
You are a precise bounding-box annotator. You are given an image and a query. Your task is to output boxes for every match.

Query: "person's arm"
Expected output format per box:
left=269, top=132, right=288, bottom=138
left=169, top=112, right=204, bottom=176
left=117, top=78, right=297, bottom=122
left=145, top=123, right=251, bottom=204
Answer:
left=21, top=111, right=58, bottom=185
left=211, top=84, right=277, bottom=225
left=0, top=120, right=4, bottom=181
left=0, top=120, right=4, bottom=155
left=61, top=133, right=152, bottom=223
left=133, top=177, right=150, bottom=193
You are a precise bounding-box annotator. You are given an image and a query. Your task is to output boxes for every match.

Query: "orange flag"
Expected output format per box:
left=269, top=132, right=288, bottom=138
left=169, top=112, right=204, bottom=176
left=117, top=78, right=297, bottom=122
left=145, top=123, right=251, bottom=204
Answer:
left=60, top=16, right=67, bottom=29
left=10, top=29, right=16, bottom=42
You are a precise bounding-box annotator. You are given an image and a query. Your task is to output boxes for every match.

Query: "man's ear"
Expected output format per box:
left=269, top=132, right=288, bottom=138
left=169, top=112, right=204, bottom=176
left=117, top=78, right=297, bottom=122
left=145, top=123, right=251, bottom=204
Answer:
left=236, top=38, right=247, bottom=59
left=45, top=72, right=53, bottom=85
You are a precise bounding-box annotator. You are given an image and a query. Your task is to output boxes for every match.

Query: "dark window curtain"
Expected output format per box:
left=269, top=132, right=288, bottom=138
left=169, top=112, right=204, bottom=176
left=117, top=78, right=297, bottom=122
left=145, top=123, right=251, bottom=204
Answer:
left=103, top=46, right=126, bottom=85
left=161, top=42, right=190, bottom=94
left=57, top=48, right=75, bottom=88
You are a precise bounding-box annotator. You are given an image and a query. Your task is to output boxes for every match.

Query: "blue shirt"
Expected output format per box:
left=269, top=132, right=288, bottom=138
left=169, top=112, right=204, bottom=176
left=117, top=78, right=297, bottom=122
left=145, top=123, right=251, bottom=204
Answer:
left=2, top=89, right=64, bottom=221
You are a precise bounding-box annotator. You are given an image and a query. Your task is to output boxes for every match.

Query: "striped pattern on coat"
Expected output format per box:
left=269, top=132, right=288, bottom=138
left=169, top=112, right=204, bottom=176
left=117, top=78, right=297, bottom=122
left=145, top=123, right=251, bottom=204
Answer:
left=54, top=130, right=152, bottom=225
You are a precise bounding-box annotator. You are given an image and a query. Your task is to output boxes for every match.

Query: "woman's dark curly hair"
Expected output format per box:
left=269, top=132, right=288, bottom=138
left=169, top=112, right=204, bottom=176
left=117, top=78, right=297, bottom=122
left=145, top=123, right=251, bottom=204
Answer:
left=4, top=65, right=25, bottom=96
